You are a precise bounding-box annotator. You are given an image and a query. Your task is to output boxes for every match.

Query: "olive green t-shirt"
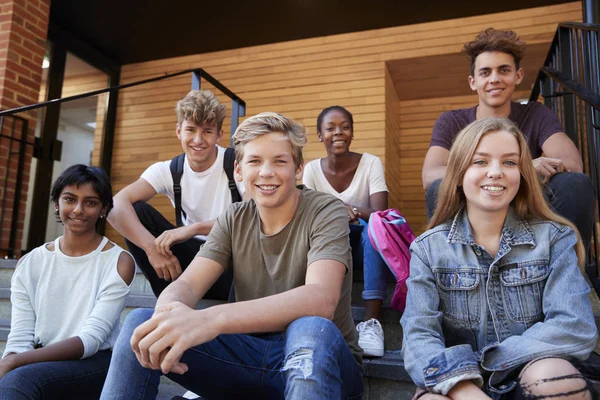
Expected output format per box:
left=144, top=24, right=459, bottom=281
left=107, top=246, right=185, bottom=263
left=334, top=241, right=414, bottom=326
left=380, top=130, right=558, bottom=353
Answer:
left=198, top=186, right=362, bottom=365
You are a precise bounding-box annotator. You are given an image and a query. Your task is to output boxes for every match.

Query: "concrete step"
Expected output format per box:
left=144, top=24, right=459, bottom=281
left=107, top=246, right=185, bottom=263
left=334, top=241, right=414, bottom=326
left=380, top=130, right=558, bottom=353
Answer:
left=0, top=318, right=8, bottom=355
left=353, top=304, right=403, bottom=351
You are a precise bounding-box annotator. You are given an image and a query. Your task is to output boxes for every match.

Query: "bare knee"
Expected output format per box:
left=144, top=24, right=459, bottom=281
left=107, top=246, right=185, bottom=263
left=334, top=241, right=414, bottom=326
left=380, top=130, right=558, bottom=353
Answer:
left=420, top=394, right=451, bottom=400
left=519, top=358, right=590, bottom=399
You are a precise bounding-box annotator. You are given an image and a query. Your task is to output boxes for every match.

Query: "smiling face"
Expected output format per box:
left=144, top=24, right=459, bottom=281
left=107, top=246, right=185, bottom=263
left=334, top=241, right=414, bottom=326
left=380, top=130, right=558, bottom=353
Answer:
left=317, top=109, right=353, bottom=155
left=176, top=120, right=222, bottom=172
left=462, top=129, right=521, bottom=219
left=468, top=51, right=524, bottom=113
left=56, top=182, right=107, bottom=235
left=235, top=131, right=303, bottom=213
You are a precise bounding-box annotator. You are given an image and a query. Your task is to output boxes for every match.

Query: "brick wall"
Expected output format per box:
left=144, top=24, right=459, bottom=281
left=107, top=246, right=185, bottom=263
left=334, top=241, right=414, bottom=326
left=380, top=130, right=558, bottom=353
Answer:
left=0, top=0, right=49, bottom=256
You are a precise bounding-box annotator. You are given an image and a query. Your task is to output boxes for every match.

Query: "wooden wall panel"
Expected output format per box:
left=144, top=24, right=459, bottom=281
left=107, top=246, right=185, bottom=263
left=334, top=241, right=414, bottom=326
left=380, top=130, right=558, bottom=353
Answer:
left=106, top=2, right=581, bottom=245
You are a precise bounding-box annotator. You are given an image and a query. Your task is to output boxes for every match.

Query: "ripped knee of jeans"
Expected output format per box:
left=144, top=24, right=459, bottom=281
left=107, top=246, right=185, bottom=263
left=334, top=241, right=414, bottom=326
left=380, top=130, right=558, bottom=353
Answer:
left=282, top=348, right=314, bottom=379
left=519, top=373, right=591, bottom=399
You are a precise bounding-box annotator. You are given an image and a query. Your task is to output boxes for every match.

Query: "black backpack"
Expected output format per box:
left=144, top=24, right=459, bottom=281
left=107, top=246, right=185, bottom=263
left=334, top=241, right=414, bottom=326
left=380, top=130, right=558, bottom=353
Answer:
left=169, top=147, right=241, bottom=227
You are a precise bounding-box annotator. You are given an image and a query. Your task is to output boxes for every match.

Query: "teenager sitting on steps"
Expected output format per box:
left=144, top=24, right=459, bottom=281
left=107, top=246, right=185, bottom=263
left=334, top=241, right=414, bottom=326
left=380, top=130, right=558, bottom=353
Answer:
left=403, top=118, right=597, bottom=399
left=107, top=90, right=245, bottom=299
left=303, top=105, right=389, bottom=358
left=422, top=28, right=594, bottom=250
left=99, top=112, right=363, bottom=400
left=0, top=165, right=135, bottom=400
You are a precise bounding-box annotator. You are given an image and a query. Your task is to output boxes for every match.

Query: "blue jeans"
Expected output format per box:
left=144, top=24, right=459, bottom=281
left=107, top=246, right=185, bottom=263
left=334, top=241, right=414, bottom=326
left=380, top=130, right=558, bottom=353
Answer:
left=350, top=220, right=394, bottom=302
left=425, top=173, right=595, bottom=248
left=100, top=309, right=363, bottom=400
left=0, top=350, right=111, bottom=400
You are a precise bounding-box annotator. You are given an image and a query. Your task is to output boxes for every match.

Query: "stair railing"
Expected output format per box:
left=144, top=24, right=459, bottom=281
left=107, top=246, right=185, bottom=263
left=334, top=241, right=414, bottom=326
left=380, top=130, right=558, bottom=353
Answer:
left=530, top=21, right=600, bottom=293
left=0, top=68, right=245, bottom=257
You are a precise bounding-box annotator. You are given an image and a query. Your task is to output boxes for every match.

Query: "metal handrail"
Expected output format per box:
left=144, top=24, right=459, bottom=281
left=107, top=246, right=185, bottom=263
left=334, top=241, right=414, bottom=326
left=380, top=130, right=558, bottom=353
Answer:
left=529, top=22, right=599, bottom=104
left=0, top=67, right=246, bottom=256
left=0, top=68, right=246, bottom=118
left=533, top=66, right=600, bottom=110
left=529, top=20, right=600, bottom=296
left=558, top=21, right=600, bottom=31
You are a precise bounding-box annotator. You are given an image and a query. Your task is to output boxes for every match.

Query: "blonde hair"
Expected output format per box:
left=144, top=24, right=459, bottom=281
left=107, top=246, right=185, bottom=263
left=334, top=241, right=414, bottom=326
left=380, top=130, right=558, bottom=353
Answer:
left=175, top=90, right=227, bottom=131
left=233, top=112, right=307, bottom=169
left=429, top=117, right=585, bottom=268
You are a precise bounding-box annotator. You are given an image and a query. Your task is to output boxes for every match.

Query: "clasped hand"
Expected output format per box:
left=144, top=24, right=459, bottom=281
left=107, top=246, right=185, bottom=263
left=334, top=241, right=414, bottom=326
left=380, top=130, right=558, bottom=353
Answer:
left=0, top=355, right=16, bottom=380
left=533, top=157, right=566, bottom=184
left=131, top=302, right=220, bottom=375
left=147, top=226, right=194, bottom=281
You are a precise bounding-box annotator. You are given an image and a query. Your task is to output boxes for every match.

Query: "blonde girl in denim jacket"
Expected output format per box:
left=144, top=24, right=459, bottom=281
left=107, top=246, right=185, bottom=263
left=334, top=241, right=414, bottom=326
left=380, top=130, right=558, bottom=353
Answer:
left=401, top=118, right=597, bottom=400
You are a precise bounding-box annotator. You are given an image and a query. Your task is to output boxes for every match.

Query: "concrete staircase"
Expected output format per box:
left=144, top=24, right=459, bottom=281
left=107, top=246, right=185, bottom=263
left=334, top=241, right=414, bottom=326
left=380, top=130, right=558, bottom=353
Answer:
left=2, top=258, right=600, bottom=399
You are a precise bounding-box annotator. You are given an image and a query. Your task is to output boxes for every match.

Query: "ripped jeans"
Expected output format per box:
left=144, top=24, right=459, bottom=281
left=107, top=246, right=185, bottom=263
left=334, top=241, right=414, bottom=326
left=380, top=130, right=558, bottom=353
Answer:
left=100, top=309, right=363, bottom=400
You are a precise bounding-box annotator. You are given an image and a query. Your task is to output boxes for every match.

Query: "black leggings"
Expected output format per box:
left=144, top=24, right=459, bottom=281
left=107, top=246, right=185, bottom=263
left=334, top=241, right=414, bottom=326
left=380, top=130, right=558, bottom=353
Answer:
left=125, top=201, right=233, bottom=300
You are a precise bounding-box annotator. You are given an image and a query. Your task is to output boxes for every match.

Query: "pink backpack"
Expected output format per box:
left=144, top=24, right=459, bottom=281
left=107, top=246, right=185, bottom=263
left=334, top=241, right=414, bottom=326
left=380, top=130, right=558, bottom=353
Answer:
left=367, top=209, right=416, bottom=312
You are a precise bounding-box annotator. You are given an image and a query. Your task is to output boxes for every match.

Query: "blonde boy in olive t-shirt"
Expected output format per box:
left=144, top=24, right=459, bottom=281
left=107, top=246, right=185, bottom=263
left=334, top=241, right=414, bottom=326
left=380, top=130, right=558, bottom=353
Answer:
left=100, top=112, right=363, bottom=400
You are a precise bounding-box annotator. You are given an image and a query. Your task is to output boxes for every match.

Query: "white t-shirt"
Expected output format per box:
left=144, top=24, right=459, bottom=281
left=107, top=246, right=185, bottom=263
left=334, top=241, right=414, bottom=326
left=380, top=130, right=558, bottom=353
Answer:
left=141, top=146, right=245, bottom=240
left=3, top=237, right=131, bottom=360
left=302, top=152, right=387, bottom=208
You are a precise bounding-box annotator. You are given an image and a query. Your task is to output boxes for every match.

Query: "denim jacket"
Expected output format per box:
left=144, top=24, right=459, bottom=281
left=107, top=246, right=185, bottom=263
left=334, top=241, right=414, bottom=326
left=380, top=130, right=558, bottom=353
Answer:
left=400, top=207, right=597, bottom=397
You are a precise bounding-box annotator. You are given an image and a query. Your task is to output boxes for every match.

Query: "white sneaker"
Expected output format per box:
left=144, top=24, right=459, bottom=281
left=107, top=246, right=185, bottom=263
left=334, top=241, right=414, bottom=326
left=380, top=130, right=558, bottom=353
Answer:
left=182, top=391, right=201, bottom=399
left=356, top=318, right=384, bottom=357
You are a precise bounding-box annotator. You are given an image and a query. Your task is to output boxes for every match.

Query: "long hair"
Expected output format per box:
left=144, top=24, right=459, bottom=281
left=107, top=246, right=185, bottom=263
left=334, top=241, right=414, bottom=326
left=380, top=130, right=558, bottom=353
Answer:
left=428, top=117, right=585, bottom=269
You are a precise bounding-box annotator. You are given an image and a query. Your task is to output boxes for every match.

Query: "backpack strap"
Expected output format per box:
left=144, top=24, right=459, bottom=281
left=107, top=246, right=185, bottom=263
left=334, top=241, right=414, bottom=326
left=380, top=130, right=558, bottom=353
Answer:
left=224, top=147, right=241, bottom=203
left=169, top=153, right=187, bottom=227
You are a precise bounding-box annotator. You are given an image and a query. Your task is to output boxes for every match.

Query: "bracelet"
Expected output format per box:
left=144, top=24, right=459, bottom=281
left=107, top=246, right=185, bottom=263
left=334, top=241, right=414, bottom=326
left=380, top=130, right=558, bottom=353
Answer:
left=414, top=389, right=429, bottom=399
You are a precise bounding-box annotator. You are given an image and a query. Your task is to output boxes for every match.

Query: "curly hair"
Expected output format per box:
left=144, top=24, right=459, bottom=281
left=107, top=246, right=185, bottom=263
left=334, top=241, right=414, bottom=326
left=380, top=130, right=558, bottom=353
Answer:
left=175, top=90, right=227, bottom=131
left=463, top=28, right=526, bottom=76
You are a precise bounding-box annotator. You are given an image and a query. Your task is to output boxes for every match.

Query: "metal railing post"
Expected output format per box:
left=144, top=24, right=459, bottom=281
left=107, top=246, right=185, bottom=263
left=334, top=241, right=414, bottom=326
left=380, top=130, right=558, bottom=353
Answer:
left=558, top=27, right=579, bottom=144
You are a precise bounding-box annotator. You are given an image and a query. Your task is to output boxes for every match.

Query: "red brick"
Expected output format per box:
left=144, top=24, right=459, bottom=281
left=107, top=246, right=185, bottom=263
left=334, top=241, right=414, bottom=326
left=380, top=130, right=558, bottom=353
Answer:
left=11, top=42, right=33, bottom=60
left=20, top=37, right=43, bottom=55
left=31, top=53, right=42, bottom=65
left=12, top=13, right=22, bottom=26
left=16, top=93, right=31, bottom=104
left=20, top=56, right=42, bottom=72
left=3, top=77, right=23, bottom=92
left=25, top=5, right=47, bottom=24
left=6, top=48, right=18, bottom=62
left=2, top=98, right=20, bottom=109
left=38, top=1, right=49, bottom=15
left=11, top=0, right=26, bottom=15
left=0, top=13, right=11, bottom=23
left=24, top=21, right=44, bottom=39
left=10, top=22, right=36, bottom=43
left=6, top=59, right=32, bottom=77
left=4, top=69, right=16, bottom=81
left=2, top=88, right=15, bottom=99
left=17, top=76, right=37, bottom=91
left=24, top=0, right=39, bottom=10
